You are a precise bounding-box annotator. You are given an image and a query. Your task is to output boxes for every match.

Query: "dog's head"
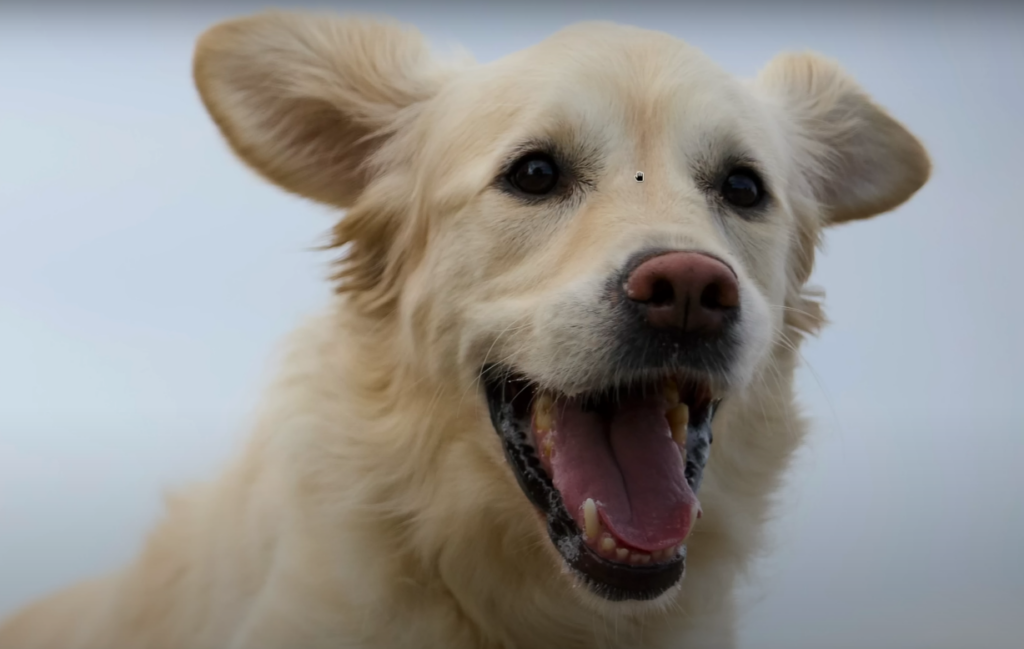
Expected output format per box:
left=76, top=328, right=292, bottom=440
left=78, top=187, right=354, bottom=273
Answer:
left=194, top=15, right=929, bottom=606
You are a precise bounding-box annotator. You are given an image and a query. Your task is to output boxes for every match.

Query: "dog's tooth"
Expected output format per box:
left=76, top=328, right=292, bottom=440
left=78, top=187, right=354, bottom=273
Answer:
left=668, top=403, right=689, bottom=430
left=663, top=379, right=679, bottom=407
left=668, top=403, right=689, bottom=447
left=630, top=553, right=651, bottom=565
left=534, top=392, right=554, bottom=431
left=599, top=535, right=616, bottom=553
left=541, top=435, right=555, bottom=460
left=677, top=543, right=686, bottom=556
left=583, top=498, right=599, bottom=540
left=615, top=547, right=629, bottom=561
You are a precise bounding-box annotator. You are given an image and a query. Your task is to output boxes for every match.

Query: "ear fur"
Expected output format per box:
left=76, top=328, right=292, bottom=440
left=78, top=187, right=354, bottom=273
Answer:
left=755, top=52, right=931, bottom=224
left=193, top=11, right=453, bottom=208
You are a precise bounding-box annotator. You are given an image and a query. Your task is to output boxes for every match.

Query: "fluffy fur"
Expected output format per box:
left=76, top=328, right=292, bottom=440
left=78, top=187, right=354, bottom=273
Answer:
left=0, top=12, right=930, bottom=649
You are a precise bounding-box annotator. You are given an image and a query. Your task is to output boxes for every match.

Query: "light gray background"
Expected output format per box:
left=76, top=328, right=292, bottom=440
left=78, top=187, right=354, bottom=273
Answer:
left=1, top=3, right=1022, bottom=648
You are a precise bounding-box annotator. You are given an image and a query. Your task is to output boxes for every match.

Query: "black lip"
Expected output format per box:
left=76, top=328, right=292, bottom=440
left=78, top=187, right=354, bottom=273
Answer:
left=483, top=367, right=720, bottom=602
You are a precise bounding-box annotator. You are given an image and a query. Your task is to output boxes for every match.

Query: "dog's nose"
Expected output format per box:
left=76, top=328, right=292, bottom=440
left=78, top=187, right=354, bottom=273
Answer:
left=625, top=251, right=739, bottom=334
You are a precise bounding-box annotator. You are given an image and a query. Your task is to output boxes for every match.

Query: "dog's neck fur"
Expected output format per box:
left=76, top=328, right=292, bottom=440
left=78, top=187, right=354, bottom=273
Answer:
left=217, top=298, right=813, bottom=648
left=0, top=295, right=813, bottom=649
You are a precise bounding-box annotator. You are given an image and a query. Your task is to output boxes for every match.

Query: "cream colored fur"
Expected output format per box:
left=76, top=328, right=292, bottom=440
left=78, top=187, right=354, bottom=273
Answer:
left=0, top=12, right=930, bottom=649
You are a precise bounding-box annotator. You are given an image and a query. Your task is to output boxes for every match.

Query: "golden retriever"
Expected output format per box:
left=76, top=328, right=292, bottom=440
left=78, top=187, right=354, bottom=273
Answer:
left=0, top=11, right=930, bottom=649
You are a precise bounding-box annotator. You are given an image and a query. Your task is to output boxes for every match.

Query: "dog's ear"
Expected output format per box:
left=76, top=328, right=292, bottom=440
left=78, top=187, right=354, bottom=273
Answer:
left=755, top=52, right=931, bottom=225
left=193, top=12, right=453, bottom=208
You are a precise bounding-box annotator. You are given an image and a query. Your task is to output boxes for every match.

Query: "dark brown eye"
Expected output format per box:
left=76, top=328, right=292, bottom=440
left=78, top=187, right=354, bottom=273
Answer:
left=508, top=153, right=560, bottom=195
left=721, top=169, right=765, bottom=208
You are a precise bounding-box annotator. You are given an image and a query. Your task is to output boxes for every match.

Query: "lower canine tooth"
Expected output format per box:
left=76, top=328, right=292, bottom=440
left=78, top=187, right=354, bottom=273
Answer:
left=583, top=498, right=599, bottom=540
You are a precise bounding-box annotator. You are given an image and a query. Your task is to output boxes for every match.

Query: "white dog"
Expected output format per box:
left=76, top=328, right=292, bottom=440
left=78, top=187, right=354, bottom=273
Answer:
left=0, top=12, right=929, bottom=649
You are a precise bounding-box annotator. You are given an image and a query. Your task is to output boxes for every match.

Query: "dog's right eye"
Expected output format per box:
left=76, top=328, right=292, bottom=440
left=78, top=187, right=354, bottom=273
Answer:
left=507, top=153, right=560, bottom=195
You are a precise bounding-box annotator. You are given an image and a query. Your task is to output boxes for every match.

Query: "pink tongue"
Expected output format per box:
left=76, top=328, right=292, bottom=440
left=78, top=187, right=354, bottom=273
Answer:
left=548, top=394, right=697, bottom=553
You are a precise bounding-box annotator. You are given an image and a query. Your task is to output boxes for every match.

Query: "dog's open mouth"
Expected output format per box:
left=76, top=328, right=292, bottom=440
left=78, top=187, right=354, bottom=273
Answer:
left=483, top=367, right=720, bottom=602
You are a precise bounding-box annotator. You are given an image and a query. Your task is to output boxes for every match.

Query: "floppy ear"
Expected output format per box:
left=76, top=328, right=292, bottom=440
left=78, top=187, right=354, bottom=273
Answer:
left=755, top=52, right=931, bottom=224
left=193, top=11, right=451, bottom=208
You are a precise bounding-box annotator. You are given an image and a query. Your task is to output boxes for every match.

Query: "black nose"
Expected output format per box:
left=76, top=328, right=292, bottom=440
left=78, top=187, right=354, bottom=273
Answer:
left=624, top=251, right=740, bottom=336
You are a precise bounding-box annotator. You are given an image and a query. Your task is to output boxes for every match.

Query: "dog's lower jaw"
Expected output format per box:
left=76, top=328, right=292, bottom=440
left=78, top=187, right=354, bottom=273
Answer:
left=321, top=307, right=816, bottom=646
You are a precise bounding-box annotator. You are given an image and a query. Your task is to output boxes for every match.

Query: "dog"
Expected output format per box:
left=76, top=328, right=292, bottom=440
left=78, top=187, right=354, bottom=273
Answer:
left=0, top=11, right=930, bottom=649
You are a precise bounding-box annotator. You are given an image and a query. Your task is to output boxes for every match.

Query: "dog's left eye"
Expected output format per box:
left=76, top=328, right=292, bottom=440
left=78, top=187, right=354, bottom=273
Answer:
left=720, top=168, right=765, bottom=209
left=507, top=153, right=561, bottom=195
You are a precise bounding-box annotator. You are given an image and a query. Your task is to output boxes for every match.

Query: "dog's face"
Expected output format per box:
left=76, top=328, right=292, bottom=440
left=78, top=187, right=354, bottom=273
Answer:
left=194, top=15, right=929, bottom=606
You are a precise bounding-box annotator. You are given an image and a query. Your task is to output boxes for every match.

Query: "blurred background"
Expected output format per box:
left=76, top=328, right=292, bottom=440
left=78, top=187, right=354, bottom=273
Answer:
left=1, top=1, right=1021, bottom=647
